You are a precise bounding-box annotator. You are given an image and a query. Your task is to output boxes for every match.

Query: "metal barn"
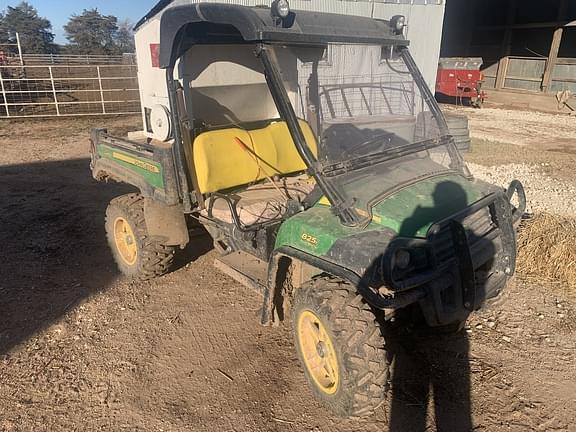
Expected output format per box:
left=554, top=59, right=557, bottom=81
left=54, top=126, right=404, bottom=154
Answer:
left=442, top=0, right=576, bottom=95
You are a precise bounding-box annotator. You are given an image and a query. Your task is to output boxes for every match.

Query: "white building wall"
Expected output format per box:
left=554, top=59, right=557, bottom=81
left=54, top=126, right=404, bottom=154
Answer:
left=372, top=2, right=446, bottom=92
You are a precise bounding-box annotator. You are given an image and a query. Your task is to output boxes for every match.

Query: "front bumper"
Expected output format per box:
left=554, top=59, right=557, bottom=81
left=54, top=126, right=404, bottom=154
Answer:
left=386, top=182, right=526, bottom=326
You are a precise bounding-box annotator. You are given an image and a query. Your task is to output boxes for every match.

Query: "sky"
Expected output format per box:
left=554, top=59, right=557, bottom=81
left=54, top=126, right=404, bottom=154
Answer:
left=0, top=0, right=159, bottom=44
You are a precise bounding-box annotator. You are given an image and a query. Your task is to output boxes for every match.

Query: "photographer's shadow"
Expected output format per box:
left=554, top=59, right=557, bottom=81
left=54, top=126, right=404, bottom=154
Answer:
left=373, top=180, right=483, bottom=431
left=385, top=313, right=472, bottom=432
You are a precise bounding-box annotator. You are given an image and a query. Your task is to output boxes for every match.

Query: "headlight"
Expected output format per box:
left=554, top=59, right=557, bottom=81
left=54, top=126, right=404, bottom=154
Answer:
left=382, top=245, right=434, bottom=291
left=271, top=0, right=290, bottom=19
left=390, top=247, right=431, bottom=275
left=393, top=249, right=411, bottom=270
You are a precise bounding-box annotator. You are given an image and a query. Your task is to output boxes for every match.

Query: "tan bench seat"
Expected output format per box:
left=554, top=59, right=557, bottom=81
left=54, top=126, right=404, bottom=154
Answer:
left=205, top=175, right=315, bottom=225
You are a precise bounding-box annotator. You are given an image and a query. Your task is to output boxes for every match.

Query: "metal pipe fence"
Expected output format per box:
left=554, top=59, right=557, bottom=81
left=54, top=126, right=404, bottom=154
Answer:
left=0, top=32, right=24, bottom=66
left=0, top=64, right=141, bottom=118
left=20, top=53, right=137, bottom=65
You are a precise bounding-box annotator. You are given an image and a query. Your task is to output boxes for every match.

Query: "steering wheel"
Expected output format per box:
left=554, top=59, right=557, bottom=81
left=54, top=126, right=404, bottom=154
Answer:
left=342, top=132, right=396, bottom=157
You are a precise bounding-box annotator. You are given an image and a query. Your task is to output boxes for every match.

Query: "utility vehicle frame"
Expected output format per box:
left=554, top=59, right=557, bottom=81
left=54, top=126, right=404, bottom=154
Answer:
left=90, top=2, right=526, bottom=417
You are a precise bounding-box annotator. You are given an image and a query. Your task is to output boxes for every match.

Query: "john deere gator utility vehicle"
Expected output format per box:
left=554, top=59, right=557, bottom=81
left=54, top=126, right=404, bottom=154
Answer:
left=90, top=1, right=526, bottom=417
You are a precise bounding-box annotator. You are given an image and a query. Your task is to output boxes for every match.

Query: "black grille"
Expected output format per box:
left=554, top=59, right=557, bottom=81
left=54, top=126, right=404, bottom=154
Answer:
left=431, top=206, right=500, bottom=268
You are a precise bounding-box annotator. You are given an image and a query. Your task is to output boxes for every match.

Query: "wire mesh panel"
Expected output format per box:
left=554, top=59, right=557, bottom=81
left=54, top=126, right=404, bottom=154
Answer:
left=317, top=75, right=416, bottom=121
left=296, top=45, right=417, bottom=122
left=0, top=64, right=140, bottom=118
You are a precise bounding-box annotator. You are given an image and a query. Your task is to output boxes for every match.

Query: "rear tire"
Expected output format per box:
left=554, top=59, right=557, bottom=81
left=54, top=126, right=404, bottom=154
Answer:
left=292, top=277, right=389, bottom=418
left=105, top=193, right=175, bottom=280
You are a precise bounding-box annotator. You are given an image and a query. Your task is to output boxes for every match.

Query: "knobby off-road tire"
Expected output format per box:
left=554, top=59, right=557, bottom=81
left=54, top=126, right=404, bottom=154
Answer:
left=105, top=193, right=175, bottom=281
left=292, top=277, right=389, bottom=418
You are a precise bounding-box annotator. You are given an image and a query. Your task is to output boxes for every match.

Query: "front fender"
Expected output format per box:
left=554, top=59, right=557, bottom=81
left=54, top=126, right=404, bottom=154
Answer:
left=261, top=246, right=426, bottom=325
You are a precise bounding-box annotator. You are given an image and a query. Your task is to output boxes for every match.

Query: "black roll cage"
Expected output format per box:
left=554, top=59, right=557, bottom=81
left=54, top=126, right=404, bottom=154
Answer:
left=157, top=5, right=449, bottom=227
left=155, top=4, right=408, bottom=68
left=257, top=45, right=359, bottom=226
left=163, top=42, right=359, bottom=226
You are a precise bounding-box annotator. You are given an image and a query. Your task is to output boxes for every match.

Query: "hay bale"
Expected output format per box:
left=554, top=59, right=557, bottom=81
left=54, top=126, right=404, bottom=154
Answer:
left=517, top=213, right=576, bottom=288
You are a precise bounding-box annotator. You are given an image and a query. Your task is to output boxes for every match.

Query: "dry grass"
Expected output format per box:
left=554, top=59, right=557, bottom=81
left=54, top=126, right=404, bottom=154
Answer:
left=517, top=213, right=576, bottom=290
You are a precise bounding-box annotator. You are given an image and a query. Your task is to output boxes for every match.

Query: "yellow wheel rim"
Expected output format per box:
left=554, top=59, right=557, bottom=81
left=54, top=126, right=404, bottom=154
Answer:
left=113, top=217, right=138, bottom=266
left=297, top=310, right=340, bottom=395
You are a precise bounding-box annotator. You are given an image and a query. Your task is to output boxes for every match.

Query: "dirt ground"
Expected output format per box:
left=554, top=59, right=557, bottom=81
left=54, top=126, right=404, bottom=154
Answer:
left=0, top=111, right=575, bottom=432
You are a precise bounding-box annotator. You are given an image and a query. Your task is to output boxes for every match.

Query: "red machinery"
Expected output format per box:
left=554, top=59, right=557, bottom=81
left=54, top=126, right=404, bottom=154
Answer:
left=436, top=57, right=486, bottom=108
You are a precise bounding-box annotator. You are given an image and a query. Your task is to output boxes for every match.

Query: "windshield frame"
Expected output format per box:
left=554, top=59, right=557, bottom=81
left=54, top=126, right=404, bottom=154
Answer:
left=259, top=42, right=466, bottom=227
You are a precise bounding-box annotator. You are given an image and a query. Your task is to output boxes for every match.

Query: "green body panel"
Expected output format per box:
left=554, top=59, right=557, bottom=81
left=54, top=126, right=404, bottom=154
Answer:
left=276, top=205, right=360, bottom=256
left=275, top=174, right=482, bottom=257
left=98, top=144, right=165, bottom=190
left=372, top=175, right=482, bottom=237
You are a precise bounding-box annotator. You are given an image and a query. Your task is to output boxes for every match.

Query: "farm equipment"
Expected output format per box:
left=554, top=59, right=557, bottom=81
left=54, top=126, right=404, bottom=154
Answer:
left=89, top=2, right=526, bottom=418
left=436, top=57, right=486, bottom=108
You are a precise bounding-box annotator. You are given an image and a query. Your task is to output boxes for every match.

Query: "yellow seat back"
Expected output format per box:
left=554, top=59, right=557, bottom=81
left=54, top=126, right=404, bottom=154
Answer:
left=193, top=120, right=318, bottom=194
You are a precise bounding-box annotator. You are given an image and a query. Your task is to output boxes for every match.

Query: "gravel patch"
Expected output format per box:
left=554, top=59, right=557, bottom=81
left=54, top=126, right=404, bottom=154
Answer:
left=443, top=106, right=576, bottom=147
left=468, top=162, right=576, bottom=217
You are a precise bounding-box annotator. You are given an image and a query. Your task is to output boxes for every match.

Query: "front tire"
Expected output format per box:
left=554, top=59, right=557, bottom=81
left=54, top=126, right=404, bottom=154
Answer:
left=292, top=277, right=389, bottom=418
left=105, top=194, right=175, bottom=280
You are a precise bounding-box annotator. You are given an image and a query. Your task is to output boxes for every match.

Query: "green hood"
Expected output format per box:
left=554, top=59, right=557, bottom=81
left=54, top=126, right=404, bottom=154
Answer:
left=370, top=174, right=482, bottom=238
left=275, top=173, right=483, bottom=257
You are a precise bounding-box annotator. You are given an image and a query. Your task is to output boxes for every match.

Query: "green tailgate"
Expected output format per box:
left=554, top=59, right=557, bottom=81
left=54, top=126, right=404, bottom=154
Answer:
left=97, top=144, right=165, bottom=190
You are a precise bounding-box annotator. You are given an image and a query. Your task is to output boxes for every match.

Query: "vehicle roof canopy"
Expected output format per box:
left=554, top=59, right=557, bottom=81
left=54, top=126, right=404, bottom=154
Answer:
left=148, top=3, right=409, bottom=69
